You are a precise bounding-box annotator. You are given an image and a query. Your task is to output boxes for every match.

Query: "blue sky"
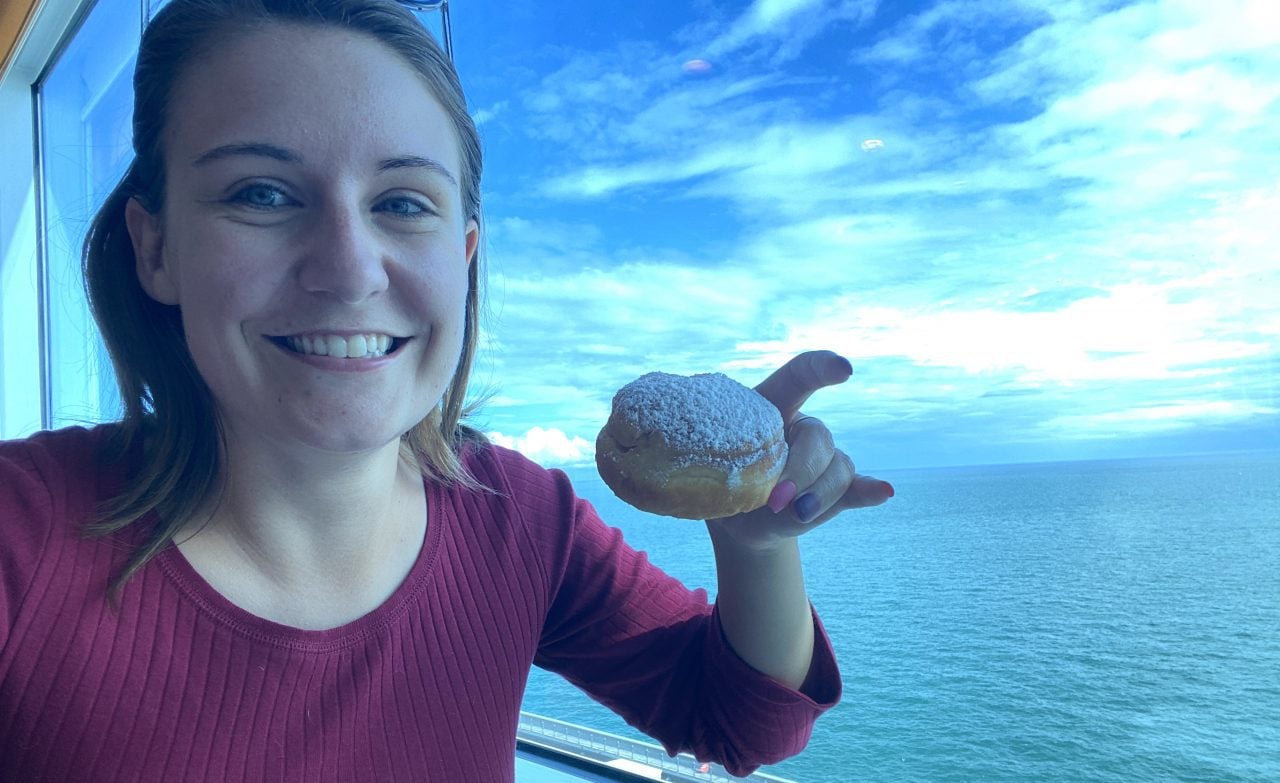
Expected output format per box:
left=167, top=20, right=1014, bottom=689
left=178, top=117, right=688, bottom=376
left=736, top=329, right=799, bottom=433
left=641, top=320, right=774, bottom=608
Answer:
left=441, top=0, right=1279, bottom=470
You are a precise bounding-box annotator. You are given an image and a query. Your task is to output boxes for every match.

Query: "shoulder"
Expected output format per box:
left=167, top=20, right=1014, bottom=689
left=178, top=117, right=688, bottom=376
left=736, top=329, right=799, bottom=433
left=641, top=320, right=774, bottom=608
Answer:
left=0, top=424, right=120, bottom=641
left=443, top=443, right=606, bottom=566
left=0, top=425, right=116, bottom=520
left=459, top=441, right=580, bottom=511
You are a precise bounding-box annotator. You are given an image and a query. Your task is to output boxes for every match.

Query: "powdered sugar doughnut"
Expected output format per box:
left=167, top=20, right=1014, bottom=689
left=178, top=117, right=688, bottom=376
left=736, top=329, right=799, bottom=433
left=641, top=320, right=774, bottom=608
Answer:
left=596, top=372, right=787, bottom=519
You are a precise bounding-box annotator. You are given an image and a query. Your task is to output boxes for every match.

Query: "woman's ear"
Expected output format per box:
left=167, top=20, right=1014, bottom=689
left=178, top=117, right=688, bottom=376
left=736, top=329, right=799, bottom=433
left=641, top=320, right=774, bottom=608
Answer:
left=464, top=217, right=479, bottom=268
left=125, top=197, right=178, bottom=304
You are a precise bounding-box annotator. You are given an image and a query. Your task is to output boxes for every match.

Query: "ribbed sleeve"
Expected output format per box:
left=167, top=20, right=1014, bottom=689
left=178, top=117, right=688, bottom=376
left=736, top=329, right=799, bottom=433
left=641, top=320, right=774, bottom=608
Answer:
left=0, top=426, right=840, bottom=781
left=0, top=433, right=58, bottom=653
left=524, top=458, right=840, bottom=776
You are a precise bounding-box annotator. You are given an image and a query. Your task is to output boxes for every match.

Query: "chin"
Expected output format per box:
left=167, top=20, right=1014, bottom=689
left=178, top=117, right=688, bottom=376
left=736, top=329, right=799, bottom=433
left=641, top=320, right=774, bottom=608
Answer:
left=305, top=425, right=413, bottom=456
left=262, top=411, right=418, bottom=458
left=217, top=391, right=435, bottom=460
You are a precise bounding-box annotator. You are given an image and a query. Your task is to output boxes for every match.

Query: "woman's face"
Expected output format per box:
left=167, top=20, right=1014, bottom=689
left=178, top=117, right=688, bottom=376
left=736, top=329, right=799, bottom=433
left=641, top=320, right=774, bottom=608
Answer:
left=128, top=23, right=477, bottom=457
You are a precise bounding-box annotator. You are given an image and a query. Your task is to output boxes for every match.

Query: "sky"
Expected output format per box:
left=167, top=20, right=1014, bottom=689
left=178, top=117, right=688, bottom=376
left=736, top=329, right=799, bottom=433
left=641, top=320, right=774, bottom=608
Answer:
left=440, top=0, right=1279, bottom=471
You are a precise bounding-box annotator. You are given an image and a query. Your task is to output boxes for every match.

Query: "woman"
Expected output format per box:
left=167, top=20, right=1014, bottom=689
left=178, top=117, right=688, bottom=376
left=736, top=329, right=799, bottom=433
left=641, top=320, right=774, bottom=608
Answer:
left=0, top=0, right=893, bottom=779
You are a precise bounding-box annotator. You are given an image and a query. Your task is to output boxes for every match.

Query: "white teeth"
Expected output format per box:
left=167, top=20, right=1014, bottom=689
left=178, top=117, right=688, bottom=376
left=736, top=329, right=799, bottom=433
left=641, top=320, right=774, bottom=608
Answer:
left=349, top=335, right=367, bottom=357
left=327, top=335, right=347, bottom=358
left=284, top=333, right=394, bottom=358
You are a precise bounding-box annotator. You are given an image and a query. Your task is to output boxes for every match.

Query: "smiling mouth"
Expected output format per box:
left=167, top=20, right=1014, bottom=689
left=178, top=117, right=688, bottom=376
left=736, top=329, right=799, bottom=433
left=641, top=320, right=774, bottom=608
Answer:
left=269, top=333, right=408, bottom=359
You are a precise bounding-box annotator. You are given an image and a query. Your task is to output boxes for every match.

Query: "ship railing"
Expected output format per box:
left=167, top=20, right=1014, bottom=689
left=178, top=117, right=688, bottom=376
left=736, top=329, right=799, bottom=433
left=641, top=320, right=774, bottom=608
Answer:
left=517, top=711, right=798, bottom=783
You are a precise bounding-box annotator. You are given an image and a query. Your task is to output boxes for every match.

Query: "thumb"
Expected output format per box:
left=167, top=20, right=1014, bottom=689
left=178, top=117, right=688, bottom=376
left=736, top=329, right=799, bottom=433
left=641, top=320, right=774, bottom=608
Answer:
left=753, top=350, right=853, bottom=422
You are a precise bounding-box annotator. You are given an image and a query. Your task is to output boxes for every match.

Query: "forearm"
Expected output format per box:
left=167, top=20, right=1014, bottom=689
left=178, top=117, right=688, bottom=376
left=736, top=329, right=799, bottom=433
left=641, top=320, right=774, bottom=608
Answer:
left=708, top=524, right=815, bottom=690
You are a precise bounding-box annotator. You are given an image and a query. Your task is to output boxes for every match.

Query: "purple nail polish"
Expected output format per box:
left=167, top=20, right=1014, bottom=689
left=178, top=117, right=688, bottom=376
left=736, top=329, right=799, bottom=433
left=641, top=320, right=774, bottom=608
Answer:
left=794, top=493, right=821, bottom=522
left=767, top=480, right=797, bottom=513
left=836, top=355, right=853, bottom=376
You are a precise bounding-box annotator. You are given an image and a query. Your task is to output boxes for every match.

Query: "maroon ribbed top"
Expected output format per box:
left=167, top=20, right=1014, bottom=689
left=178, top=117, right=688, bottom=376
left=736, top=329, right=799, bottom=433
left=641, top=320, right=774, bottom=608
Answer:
left=0, top=426, right=840, bottom=781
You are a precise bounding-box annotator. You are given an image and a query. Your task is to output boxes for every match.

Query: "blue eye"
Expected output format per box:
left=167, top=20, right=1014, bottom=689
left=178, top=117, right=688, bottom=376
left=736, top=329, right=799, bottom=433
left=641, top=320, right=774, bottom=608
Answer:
left=376, top=196, right=432, bottom=217
left=229, top=183, right=293, bottom=209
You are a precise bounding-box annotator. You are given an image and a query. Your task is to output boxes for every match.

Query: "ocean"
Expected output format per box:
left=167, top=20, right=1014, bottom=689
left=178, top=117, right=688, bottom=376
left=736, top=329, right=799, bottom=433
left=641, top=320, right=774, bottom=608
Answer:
left=519, top=452, right=1280, bottom=782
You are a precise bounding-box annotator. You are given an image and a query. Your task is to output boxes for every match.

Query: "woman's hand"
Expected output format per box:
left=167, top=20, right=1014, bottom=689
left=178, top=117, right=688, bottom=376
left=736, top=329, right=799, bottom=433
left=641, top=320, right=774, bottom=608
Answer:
left=705, top=350, right=891, bottom=686
left=706, top=350, right=894, bottom=551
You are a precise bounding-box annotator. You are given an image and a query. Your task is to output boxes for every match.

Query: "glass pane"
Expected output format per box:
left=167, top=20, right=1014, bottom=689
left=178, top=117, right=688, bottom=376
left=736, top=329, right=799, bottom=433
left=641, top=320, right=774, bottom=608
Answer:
left=38, top=0, right=138, bottom=427
left=449, top=2, right=1280, bottom=781
left=0, top=140, right=41, bottom=437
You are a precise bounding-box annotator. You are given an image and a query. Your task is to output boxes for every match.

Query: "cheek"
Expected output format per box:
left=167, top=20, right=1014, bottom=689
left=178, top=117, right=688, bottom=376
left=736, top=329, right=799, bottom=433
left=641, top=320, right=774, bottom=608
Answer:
left=409, top=258, right=471, bottom=380
left=164, top=236, right=283, bottom=363
left=406, top=247, right=471, bottom=319
left=427, top=279, right=470, bottom=354
left=167, top=225, right=287, bottom=307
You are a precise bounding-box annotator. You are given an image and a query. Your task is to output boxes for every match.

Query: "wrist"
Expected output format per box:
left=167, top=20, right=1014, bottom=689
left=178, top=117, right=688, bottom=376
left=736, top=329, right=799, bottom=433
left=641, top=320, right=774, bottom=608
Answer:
left=707, top=518, right=798, bottom=559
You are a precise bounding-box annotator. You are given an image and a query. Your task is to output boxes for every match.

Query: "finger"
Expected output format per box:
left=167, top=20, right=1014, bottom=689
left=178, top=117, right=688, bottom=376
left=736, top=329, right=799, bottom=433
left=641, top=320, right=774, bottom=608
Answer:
left=766, top=415, right=834, bottom=513
left=754, top=350, right=853, bottom=423
left=805, top=474, right=896, bottom=526
left=781, top=415, right=835, bottom=485
left=789, top=449, right=856, bottom=524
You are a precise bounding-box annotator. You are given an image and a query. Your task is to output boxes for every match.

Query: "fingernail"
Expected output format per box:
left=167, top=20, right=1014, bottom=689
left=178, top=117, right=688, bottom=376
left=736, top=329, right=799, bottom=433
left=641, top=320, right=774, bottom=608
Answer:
left=881, top=481, right=895, bottom=498
left=836, top=355, right=853, bottom=377
left=767, top=480, right=798, bottom=513
left=794, top=493, right=821, bottom=523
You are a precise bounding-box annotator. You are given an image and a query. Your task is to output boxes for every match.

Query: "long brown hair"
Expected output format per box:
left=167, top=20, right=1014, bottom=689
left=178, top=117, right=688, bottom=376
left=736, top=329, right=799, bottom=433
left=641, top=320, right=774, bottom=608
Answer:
left=83, top=0, right=487, bottom=595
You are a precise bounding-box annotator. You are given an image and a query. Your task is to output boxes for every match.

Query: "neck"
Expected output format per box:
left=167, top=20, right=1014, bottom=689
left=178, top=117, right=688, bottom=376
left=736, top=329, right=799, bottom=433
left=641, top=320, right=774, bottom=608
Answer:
left=175, top=426, right=429, bottom=629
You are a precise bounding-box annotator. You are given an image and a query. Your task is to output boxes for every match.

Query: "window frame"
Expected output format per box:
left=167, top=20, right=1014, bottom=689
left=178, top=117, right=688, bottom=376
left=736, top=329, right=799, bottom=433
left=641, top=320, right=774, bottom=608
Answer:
left=0, top=0, right=94, bottom=440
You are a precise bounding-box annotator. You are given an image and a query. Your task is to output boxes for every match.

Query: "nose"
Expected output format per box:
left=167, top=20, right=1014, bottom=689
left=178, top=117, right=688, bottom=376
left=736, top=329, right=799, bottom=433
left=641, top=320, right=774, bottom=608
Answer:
left=296, top=204, right=390, bottom=303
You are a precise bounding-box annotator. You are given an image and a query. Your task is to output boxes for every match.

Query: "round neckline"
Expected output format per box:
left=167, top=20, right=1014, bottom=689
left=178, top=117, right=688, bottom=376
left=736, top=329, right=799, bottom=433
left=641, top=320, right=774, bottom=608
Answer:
left=154, top=477, right=444, bottom=653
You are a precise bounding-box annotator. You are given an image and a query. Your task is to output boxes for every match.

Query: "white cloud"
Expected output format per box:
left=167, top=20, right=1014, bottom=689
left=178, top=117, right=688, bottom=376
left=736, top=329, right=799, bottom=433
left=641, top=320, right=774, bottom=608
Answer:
left=702, top=0, right=877, bottom=62
left=1050, top=65, right=1278, bottom=125
left=496, top=261, right=768, bottom=334
left=856, top=0, right=1038, bottom=68
left=541, top=116, right=883, bottom=200
left=1041, top=400, right=1278, bottom=437
left=472, top=100, right=508, bottom=126
left=1145, top=0, right=1280, bottom=63
left=739, top=275, right=1276, bottom=385
left=703, top=0, right=826, bottom=57
left=487, top=426, right=596, bottom=466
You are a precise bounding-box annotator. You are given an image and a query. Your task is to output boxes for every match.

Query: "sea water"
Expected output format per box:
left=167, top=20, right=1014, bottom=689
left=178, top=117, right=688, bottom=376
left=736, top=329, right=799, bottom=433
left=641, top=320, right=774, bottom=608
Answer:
left=519, top=452, right=1280, bottom=782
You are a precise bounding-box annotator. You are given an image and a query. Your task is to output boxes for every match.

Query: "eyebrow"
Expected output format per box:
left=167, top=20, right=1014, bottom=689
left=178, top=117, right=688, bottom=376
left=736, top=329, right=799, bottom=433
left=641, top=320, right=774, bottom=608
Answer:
left=377, top=155, right=458, bottom=186
left=190, top=144, right=458, bottom=186
left=192, top=142, right=300, bottom=167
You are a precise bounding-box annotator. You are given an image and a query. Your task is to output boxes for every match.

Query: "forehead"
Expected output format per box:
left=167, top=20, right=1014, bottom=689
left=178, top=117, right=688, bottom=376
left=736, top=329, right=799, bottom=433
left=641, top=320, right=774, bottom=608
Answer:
left=165, top=23, right=460, bottom=176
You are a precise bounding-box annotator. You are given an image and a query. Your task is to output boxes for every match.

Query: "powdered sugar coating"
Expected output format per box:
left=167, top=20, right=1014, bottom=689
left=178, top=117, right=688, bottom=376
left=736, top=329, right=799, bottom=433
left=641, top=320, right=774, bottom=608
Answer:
left=597, top=371, right=788, bottom=518
left=612, top=372, right=782, bottom=468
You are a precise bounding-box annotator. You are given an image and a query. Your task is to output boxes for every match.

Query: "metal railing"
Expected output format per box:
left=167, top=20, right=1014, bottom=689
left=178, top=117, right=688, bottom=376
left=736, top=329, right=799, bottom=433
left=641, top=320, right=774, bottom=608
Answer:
left=517, top=712, right=798, bottom=783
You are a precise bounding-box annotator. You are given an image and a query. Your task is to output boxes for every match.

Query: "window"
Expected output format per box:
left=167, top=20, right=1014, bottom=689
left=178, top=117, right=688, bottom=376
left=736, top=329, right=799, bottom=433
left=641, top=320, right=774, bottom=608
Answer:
left=452, top=3, right=1280, bottom=781
left=1, top=2, right=1276, bottom=782
left=36, top=0, right=138, bottom=427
